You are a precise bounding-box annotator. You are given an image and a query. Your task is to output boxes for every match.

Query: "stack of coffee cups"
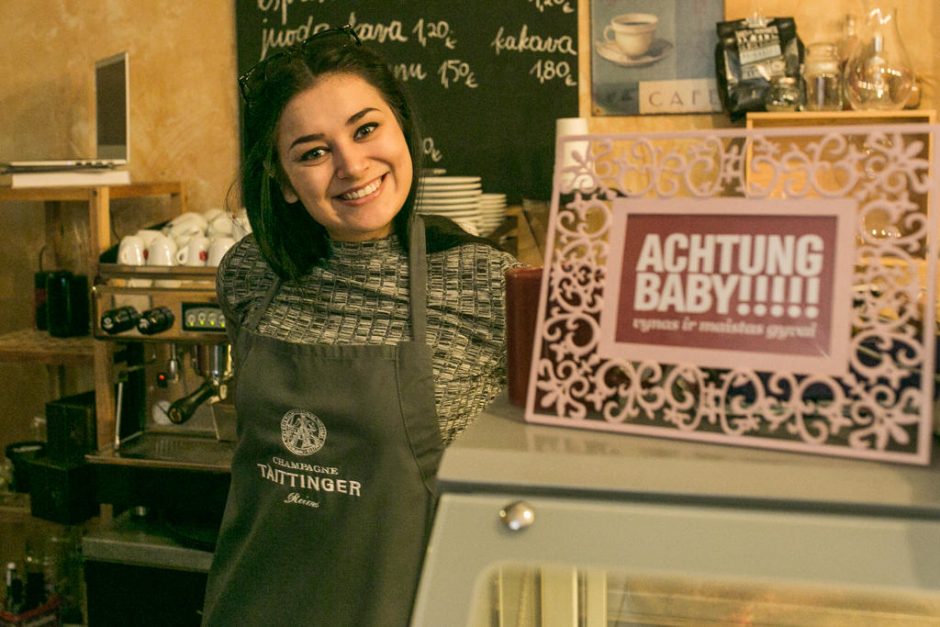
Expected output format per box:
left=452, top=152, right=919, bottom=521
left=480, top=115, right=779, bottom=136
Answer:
left=117, top=208, right=251, bottom=271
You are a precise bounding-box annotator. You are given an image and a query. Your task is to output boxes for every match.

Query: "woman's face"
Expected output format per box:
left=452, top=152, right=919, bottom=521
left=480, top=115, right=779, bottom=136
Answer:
left=276, top=72, right=413, bottom=242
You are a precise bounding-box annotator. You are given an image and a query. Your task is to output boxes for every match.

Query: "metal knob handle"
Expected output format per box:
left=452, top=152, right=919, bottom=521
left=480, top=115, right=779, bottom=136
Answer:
left=499, top=501, right=535, bottom=531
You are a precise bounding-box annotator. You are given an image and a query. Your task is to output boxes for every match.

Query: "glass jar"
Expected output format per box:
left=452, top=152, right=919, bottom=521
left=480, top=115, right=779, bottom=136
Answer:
left=843, top=6, right=915, bottom=110
left=764, top=77, right=801, bottom=112
left=803, top=43, right=843, bottom=111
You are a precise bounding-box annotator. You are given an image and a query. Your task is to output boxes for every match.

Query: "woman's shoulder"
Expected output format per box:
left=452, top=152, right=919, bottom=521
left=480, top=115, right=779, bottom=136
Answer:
left=427, top=235, right=522, bottom=303
left=215, top=235, right=277, bottom=318
left=423, top=214, right=521, bottom=274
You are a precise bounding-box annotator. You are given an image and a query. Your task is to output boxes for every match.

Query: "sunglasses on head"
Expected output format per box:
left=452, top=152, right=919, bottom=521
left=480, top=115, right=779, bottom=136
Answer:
left=238, top=25, right=362, bottom=106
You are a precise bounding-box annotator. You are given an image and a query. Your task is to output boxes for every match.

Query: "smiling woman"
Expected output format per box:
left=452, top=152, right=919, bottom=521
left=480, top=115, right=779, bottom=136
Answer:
left=202, top=26, right=521, bottom=627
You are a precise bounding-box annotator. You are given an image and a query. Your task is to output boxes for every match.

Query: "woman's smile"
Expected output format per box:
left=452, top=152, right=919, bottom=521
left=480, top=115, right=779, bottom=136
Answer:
left=336, top=174, right=385, bottom=203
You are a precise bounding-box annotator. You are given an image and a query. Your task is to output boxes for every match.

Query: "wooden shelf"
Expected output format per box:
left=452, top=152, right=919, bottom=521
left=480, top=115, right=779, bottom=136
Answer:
left=0, top=181, right=184, bottom=203
left=747, top=109, right=936, bottom=128
left=0, top=492, right=31, bottom=524
left=0, top=328, right=94, bottom=365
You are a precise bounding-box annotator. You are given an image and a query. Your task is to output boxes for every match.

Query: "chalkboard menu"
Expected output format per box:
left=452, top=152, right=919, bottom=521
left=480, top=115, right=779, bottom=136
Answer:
left=235, top=1, right=579, bottom=203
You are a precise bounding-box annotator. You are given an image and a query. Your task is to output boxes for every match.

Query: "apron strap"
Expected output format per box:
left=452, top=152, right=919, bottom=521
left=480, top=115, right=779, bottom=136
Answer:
left=245, top=216, right=429, bottom=343
left=408, top=215, right=428, bottom=345
left=246, top=275, right=282, bottom=332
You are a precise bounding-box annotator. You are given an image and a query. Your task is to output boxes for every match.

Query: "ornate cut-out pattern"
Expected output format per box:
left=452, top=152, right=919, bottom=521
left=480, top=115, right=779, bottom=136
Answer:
left=528, top=127, right=937, bottom=464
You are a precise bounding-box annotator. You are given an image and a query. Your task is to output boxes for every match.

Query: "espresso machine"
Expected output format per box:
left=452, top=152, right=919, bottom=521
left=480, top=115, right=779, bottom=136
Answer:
left=87, top=263, right=235, bottom=540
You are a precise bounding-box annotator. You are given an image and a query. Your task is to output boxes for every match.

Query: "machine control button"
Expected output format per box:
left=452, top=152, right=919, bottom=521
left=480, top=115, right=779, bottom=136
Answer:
left=137, top=306, right=175, bottom=335
left=100, top=306, right=140, bottom=334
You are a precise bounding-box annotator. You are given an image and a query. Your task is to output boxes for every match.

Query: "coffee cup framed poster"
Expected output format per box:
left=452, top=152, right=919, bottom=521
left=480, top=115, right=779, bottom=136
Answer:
left=591, top=0, right=724, bottom=115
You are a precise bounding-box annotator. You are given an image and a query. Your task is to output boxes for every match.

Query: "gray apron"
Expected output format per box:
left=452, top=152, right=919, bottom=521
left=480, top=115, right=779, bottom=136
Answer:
left=202, top=218, right=443, bottom=626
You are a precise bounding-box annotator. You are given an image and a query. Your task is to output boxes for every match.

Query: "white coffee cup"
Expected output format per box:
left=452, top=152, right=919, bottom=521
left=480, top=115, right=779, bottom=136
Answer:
left=118, top=234, right=153, bottom=292
left=176, top=234, right=210, bottom=267
left=207, top=213, right=235, bottom=239
left=201, top=207, right=224, bottom=225
left=146, top=233, right=178, bottom=266
left=604, top=13, right=658, bottom=58
left=207, top=236, right=236, bottom=267
left=168, top=211, right=209, bottom=232
left=232, top=209, right=252, bottom=240
left=168, top=220, right=205, bottom=246
left=555, top=117, right=592, bottom=192
left=118, top=235, right=146, bottom=266
left=135, top=229, right=162, bottom=247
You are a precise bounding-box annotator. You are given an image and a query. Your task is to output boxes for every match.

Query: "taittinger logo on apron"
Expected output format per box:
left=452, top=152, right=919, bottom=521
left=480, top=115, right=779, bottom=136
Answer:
left=280, top=409, right=327, bottom=456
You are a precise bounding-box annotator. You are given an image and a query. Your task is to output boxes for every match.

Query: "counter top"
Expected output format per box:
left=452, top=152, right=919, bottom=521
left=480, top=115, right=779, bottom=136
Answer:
left=440, top=395, right=940, bottom=519
left=82, top=512, right=214, bottom=573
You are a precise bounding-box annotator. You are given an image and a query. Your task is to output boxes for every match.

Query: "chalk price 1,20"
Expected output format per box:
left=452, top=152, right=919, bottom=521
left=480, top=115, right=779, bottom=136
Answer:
left=412, top=18, right=457, bottom=49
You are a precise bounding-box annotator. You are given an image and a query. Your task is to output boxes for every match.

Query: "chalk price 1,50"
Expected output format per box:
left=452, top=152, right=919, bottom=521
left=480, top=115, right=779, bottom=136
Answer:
left=438, top=59, right=478, bottom=89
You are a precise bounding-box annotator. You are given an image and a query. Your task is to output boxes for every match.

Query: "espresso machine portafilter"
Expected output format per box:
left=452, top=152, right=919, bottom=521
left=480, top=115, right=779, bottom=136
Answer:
left=168, top=344, right=232, bottom=424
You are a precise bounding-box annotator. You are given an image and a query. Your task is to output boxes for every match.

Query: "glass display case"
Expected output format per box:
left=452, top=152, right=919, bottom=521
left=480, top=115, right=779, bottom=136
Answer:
left=412, top=396, right=940, bottom=625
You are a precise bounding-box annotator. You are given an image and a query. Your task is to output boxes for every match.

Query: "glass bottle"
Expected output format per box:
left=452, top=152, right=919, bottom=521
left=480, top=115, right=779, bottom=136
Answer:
left=764, top=77, right=801, bottom=112
left=843, top=6, right=915, bottom=110
left=803, top=43, right=843, bottom=111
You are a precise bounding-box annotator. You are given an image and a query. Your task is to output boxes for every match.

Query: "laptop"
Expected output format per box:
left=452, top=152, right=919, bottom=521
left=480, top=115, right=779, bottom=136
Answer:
left=2, top=52, right=129, bottom=173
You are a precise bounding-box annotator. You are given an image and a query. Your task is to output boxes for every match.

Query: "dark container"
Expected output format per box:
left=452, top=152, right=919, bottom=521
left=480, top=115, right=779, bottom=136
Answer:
left=26, top=455, right=98, bottom=525
left=4, top=440, right=45, bottom=493
left=45, top=272, right=89, bottom=338
left=505, top=267, right=543, bottom=407
left=46, top=390, right=97, bottom=464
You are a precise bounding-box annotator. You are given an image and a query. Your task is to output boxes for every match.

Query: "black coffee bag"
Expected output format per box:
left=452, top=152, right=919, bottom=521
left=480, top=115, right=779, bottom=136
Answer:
left=715, top=17, right=804, bottom=122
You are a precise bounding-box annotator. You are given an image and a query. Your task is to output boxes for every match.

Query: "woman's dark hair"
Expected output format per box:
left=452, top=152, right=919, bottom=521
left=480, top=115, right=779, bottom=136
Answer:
left=239, top=34, right=424, bottom=280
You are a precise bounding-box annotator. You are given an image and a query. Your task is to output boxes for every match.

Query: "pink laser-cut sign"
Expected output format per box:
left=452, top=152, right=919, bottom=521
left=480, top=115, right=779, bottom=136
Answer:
left=599, top=199, right=855, bottom=375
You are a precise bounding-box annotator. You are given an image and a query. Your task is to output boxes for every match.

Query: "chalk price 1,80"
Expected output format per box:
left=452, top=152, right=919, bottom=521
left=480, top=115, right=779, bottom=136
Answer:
left=529, top=59, right=576, bottom=86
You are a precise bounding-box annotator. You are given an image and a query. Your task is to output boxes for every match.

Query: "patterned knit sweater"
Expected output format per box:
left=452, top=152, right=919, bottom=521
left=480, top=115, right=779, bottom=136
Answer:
left=217, top=232, right=519, bottom=444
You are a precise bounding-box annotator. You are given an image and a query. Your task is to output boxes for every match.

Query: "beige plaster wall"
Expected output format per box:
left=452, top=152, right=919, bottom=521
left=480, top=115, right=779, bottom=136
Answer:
left=0, top=0, right=935, bottom=453
left=0, top=1, right=239, bottom=449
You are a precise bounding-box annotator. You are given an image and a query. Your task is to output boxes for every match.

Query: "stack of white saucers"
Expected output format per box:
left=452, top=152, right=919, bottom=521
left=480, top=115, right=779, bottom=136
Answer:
left=416, top=176, right=482, bottom=233
left=478, top=193, right=508, bottom=236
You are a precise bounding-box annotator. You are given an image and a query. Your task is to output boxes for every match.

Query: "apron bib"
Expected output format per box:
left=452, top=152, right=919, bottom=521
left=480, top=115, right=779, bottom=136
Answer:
left=202, top=218, right=443, bottom=627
